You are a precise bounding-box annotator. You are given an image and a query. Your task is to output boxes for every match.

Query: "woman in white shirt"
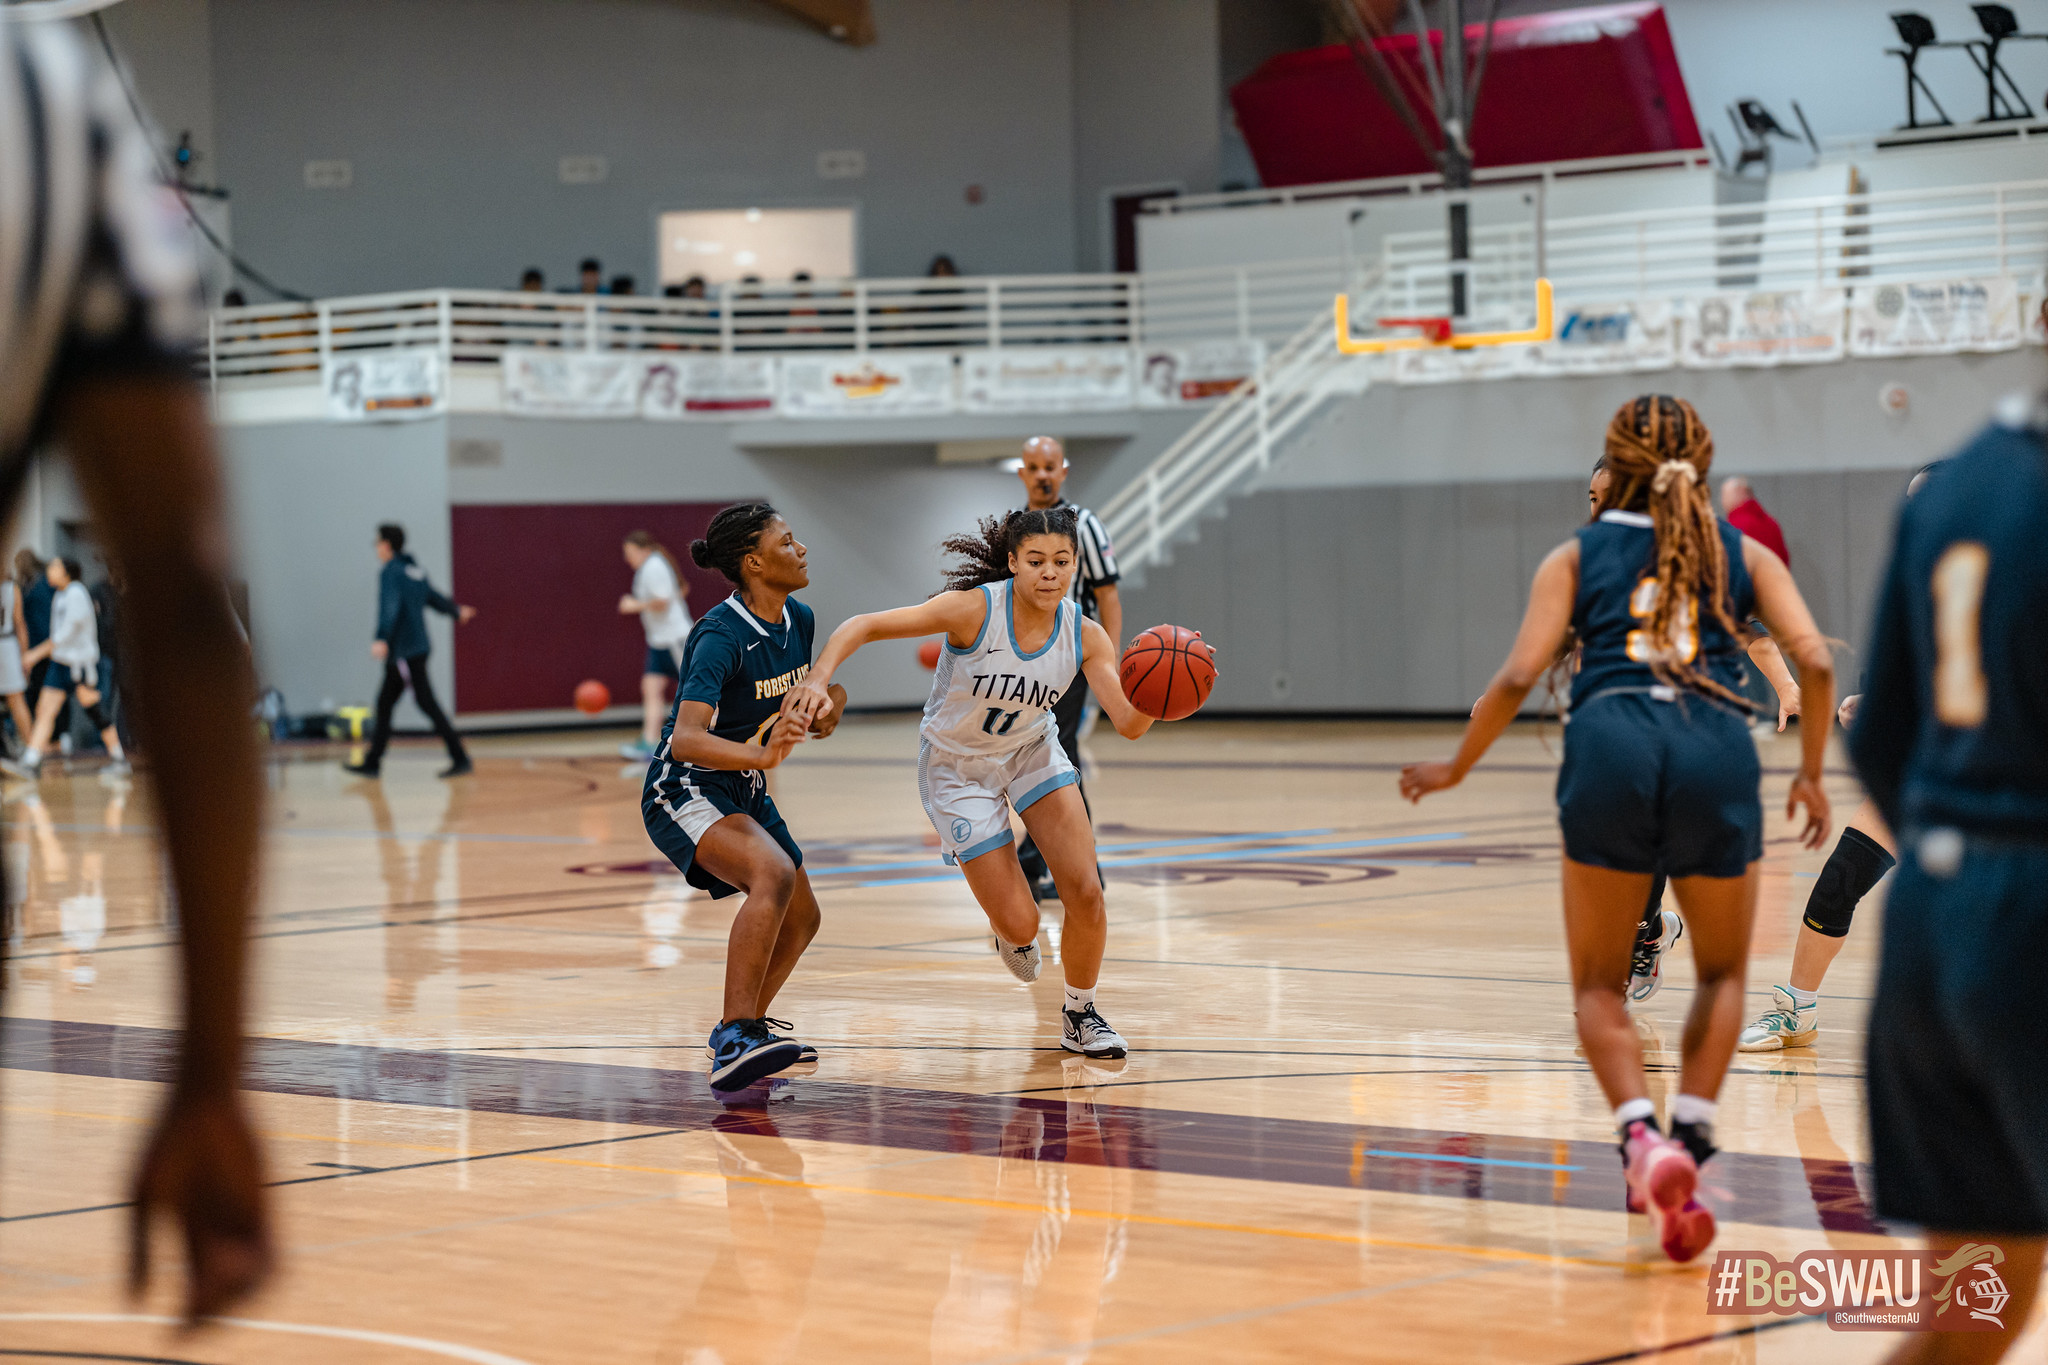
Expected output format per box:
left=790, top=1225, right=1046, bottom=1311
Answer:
left=617, top=530, right=692, bottom=760
left=6, top=557, right=125, bottom=779
left=0, top=572, right=34, bottom=754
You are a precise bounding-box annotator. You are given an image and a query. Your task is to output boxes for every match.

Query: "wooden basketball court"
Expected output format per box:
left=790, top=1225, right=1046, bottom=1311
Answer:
left=0, top=716, right=1927, bottom=1363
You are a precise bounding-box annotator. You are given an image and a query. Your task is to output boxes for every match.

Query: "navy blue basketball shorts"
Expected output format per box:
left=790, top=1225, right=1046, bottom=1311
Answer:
left=643, top=766, right=803, bottom=900
left=644, top=644, right=683, bottom=681
left=1868, top=834, right=2048, bottom=1233
left=1555, top=691, right=1762, bottom=879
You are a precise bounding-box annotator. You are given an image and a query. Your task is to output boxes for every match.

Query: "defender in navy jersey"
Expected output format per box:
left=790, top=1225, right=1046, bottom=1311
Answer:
left=1855, top=402, right=2048, bottom=1342
left=642, top=504, right=846, bottom=1091
left=1402, top=396, right=1834, bottom=1264
left=786, top=508, right=1158, bottom=1061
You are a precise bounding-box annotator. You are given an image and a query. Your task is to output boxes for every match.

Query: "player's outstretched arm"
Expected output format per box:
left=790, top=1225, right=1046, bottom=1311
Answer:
left=54, top=377, right=272, bottom=1321
left=1078, top=616, right=1153, bottom=740
left=1746, top=537, right=1833, bottom=849
left=787, top=591, right=983, bottom=726
left=1400, top=540, right=1578, bottom=802
left=1746, top=636, right=1801, bottom=732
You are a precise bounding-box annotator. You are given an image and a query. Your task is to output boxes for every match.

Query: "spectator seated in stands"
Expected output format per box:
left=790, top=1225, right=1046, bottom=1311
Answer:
left=610, top=274, right=635, bottom=297
left=571, top=258, right=602, bottom=294
left=519, top=268, right=544, bottom=292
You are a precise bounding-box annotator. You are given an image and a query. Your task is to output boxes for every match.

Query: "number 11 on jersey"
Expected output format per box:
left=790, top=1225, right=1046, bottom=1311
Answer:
left=980, top=707, right=1022, bottom=736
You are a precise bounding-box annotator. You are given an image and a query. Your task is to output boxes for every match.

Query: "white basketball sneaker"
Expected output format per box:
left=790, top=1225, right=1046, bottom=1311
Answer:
left=993, top=931, right=1042, bottom=983
left=1738, top=985, right=1818, bottom=1051
left=1061, top=1004, right=1128, bottom=1060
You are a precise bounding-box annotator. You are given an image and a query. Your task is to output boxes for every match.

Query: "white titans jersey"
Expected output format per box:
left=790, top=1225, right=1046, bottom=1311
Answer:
left=920, top=579, right=1079, bottom=757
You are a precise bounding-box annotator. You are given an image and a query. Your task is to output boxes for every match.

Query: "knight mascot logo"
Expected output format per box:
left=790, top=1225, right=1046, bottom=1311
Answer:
left=1934, top=1244, right=2011, bottom=1329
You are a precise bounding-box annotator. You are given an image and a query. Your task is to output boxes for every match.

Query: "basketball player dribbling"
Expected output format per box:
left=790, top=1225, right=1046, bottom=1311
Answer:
left=1401, top=396, right=1835, bottom=1263
left=785, top=507, right=1155, bottom=1059
left=641, top=503, right=847, bottom=1091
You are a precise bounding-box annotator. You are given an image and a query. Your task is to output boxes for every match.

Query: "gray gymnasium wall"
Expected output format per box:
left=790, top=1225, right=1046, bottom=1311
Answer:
left=200, top=406, right=1203, bottom=720
left=1120, top=349, right=2047, bottom=713
left=95, top=0, right=1230, bottom=296
left=218, top=418, right=453, bottom=728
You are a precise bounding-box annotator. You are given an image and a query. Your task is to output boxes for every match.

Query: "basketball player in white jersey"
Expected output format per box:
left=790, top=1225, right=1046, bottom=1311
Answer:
left=787, top=507, right=1154, bottom=1058
left=0, top=570, right=34, bottom=752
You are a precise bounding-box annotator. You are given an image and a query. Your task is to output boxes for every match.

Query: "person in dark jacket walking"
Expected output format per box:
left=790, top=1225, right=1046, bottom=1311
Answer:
left=344, top=524, right=476, bottom=779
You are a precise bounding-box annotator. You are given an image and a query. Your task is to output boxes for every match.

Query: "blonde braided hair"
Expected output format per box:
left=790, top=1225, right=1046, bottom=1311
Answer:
left=1594, top=395, right=1750, bottom=707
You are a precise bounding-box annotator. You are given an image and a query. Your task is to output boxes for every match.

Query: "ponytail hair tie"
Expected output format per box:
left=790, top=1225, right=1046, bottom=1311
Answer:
left=1652, top=459, right=1699, bottom=495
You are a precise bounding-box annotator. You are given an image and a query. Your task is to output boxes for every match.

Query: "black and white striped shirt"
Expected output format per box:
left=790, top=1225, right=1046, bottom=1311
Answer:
left=1048, top=497, right=1118, bottom=623
left=0, top=17, right=201, bottom=473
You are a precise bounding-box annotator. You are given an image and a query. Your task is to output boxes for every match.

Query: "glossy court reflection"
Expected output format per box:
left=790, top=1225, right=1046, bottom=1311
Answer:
left=0, top=720, right=1912, bottom=1362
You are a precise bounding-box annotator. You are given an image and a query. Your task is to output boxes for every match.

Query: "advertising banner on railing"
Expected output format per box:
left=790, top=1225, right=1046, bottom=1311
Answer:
left=1677, top=289, right=1846, bottom=368
left=1527, top=299, right=1677, bottom=375
left=1135, top=340, right=1266, bottom=407
left=641, top=356, right=779, bottom=419
left=778, top=355, right=956, bottom=417
left=1848, top=277, right=2024, bottom=357
left=1392, top=342, right=1541, bottom=386
left=325, top=346, right=443, bottom=421
left=961, top=347, right=1135, bottom=414
left=501, top=350, right=640, bottom=418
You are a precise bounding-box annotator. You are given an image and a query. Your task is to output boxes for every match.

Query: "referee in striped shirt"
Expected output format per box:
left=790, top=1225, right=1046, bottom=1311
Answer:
left=2, top=16, right=270, bottom=1317
left=1014, top=435, right=1120, bottom=899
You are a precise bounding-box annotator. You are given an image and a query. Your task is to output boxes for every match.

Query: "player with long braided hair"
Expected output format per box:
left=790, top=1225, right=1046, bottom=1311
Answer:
left=786, top=507, right=1156, bottom=1059
left=1401, top=395, right=1834, bottom=1263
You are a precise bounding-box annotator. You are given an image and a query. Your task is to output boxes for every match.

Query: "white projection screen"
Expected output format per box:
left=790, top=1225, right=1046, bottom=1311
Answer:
left=658, top=207, right=857, bottom=286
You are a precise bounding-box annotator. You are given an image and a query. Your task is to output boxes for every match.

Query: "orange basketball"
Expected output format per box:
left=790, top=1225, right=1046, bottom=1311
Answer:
left=573, top=679, right=611, bottom=715
left=1119, top=625, right=1217, bottom=721
left=917, top=639, right=942, bottom=670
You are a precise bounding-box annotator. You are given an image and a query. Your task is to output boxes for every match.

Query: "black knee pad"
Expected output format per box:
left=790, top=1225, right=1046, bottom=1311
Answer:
left=1801, top=825, right=1895, bottom=938
left=83, top=699, right=112, bottom=731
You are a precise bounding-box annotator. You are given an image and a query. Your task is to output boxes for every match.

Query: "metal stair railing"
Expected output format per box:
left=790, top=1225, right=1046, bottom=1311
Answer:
left=1098, top=267, right=1381, bottom=575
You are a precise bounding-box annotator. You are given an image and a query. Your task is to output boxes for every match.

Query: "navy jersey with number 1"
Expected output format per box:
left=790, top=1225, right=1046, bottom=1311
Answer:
left=1857, top=399, right=2048, bottom=1235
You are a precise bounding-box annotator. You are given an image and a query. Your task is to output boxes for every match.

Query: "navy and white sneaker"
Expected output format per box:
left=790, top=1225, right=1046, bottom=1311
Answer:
left=706, top=1017, right=803, bottom=1092
left=1061, top=1004, right=1128, bottom=1059
left=1628, top=909, right=1684, bottom=1004
left=761, top=1017, right=818, bottom=1072
left=993, top=931, right=1042, bottom=983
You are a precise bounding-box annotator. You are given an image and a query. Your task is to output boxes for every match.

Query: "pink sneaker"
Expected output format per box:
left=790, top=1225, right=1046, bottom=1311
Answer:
left=1623, top=1121, right=1716, bottom=1263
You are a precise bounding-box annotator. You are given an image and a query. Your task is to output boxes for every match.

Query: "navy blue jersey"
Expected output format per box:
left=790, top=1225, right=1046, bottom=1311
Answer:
left=1570, top=511, right=1756, bottom=709
left=1850, top=405, right=2048, bottom=839
left=658, top=592, right=815, bottom=764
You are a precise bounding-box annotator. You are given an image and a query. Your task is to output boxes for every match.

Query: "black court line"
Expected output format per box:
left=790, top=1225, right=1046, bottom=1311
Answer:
left=0, top=1353, right=214, bottom=1364
left=0, top=1018, right=1886, bottom=1237
left=1560, top=1314, right=1814, bottom=1363
left=1005, top=1064, right=1585, bottom=1094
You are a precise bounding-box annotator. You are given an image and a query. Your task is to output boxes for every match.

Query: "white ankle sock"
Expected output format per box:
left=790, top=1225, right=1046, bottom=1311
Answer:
left=20, top=748, right=39, bottom=768
left=1785, top=985, right=1818, bottom=1009
left=1614, top=1097, right=1656, bottom=1131
left=1063, top=984, right=1095, bottom=1013
left=1671, top=1094, right=1717, bottom=1127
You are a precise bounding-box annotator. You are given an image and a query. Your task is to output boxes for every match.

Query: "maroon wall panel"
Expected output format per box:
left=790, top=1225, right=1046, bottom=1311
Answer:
left=1230, top=3, right=1702, bottom=188
left=450, top=502, right=738, bottom=714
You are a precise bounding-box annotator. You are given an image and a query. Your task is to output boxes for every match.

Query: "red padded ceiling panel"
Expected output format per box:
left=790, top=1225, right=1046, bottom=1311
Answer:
left=1230, top=2, right=1703, bottom=188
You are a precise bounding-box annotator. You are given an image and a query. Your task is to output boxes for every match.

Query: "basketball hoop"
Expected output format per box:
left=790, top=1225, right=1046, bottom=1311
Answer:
left=1335, top=278, right=1556, bottom=355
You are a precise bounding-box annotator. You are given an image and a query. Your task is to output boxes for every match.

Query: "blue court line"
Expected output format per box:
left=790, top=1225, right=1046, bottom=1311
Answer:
left=1362, top=1148, right=1580, bottom=1172
left=806, top=828, right=1340, bottom=879
left=826, top=832, right=1470, bottom=890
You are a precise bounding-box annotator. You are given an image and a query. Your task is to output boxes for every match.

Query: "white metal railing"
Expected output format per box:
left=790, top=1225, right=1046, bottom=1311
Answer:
left=204, top=258, right=1353, bottom=383
left=1096, top=176, right=2048, bottom=575
left=1375, top=178, right=2048, bottom=318
left=1148, top=148, right=1717, bottom=217
left=1098, top=267, right=1381, bottom=573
